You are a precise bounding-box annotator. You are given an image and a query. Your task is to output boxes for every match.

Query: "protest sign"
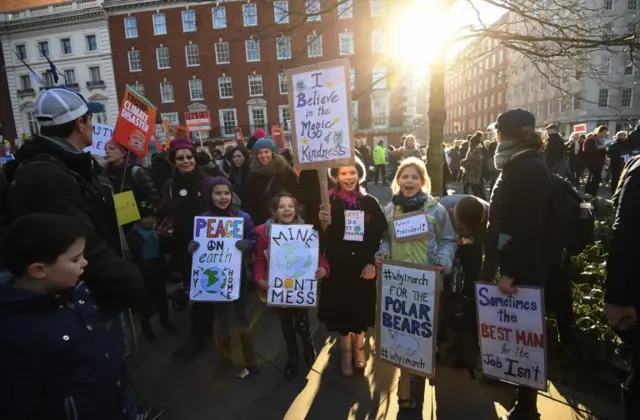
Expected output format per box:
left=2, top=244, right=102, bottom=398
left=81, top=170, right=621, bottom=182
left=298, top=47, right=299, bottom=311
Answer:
left=190, top=216, right=244, bottom=302
left=173, top=125, right=188, bottom=139
left=376, top=261, right=439, bottom=377
left=475, top=283, right=547, bottom=391
left=84, top=123, right=114, bottom=156
left=271, top=125, right=285, bottom=151
left=287, top=58, right=355, bottom=170
left=267, top=224, right=319, bottom=308
left=573, top=123, right=587, bottom=133
left=185, top=111, right=211, bottom=132
left=113, top=190, right=140, bottom=226
left=233, top=127, right=244, bottom=146
left=113, top=86, right=156, bottom=157
left=224, top=139, right=237, bottom=149
left=391, top=211, right=429, bottom=242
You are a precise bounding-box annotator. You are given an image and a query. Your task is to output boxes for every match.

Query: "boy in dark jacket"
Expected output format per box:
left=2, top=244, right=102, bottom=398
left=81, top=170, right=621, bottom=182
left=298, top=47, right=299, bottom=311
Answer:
left=127, top=203, right=176, bottom=342
left=0, top=213, right=163, bottom=420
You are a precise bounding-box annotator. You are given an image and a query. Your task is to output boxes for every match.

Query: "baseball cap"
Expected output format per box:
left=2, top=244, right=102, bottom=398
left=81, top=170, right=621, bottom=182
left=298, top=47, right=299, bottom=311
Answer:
left=34, top=87, right=104, bottom=126
left=494, top=108, right=536, bottom=134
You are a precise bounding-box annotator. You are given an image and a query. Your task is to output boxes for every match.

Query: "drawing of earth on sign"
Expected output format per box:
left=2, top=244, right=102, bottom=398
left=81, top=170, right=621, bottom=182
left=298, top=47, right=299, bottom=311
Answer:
left=199, top=266, right=227, bottom=294
left=275, top=242, right=313, bottom=279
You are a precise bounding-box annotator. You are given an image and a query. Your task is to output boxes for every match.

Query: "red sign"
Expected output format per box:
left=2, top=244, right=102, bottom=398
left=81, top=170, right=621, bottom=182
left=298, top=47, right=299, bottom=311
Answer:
left=271, top=125, right=285, bottom=151
left=173, top=125, right=189, bottom=139
left=233, top=127, right=244, bottom=146
left=184, top=111, right=211, bottom=132
left=112, top=86, right=157, bottom=157
left=573, top=124, right=587, bottom=133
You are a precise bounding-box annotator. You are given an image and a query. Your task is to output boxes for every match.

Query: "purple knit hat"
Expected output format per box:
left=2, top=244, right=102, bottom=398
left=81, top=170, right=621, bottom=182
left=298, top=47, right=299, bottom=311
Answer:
left=169, top=138, right=194, bottom=162
left=202, top=176, right=234, bottom=211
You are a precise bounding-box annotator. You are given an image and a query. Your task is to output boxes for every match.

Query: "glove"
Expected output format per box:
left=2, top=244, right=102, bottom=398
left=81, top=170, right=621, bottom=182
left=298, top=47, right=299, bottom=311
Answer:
left=188, top=241, right=200, bottom=254
left=235, top=239, right=251, bottom=252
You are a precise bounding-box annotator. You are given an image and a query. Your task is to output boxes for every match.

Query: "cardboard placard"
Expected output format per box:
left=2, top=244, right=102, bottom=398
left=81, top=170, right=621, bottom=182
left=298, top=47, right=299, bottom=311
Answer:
left=391, top=211, right=429, bottom=242
left=173, top=125, right=189, bottom=139
left=287, top=58, right=355, bottom=171
left=376, top=260, right=440, bottom=378
left=190, top=216, right=244, bottom=302
left=113, top=86, right=157, bottom=157
left=113, top=190, right=140, bottom=226
left=267, top=224, right=319, bottom=308
left=185, top=110, right=211, bottom=132
left=475, top=282, right=548, bottom=391
left=85, top=123, right=114, bottom=156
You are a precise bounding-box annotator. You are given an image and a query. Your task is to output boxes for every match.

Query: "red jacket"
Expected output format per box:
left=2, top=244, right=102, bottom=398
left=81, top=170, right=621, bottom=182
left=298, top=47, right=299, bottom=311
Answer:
left=254, top=222, right=330, bottom=286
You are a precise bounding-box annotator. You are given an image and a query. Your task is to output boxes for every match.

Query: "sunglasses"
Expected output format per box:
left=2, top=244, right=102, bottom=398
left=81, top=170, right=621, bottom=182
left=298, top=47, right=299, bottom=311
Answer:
left=175, top=155, right=194, bottom=162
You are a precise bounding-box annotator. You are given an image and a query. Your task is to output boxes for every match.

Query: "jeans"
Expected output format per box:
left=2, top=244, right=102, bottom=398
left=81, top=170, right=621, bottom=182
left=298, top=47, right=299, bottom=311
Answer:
left=374, top=164, right=386, bottom=184
left=105, top=314, right=137, bottom=419
left=585, top=165, right=603, bottom=196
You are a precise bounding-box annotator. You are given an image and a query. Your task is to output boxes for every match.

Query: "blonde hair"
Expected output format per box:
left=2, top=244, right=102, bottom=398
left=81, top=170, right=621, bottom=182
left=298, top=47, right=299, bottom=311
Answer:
left=391, top=157, right=431, bottom=195
left=615, top=130, right=628, bottom=140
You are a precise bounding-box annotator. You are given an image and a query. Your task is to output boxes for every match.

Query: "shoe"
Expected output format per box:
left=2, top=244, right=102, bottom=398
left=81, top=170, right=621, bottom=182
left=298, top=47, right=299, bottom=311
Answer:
left=338, top=334, right=353, bottom=377
left=135, top=404, right=165, bottom=420
left=398, top=398, right=416, bottom=410
left=142, top=328, right=156, bottom=342
left=172, top=337, right=204, bottom=361
left=352, top=332, right=366, bottom=369
left=501, top=407, right=540, bottom=420
left=284, top=357, right=299, bottom=380
left=160, top=319, right=177, bottom=334
left=237, top=365, right=260, bottom=379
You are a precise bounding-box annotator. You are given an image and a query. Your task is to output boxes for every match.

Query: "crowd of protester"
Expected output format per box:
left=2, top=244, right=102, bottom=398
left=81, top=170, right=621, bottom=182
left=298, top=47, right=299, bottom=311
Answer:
left=0, top=85, right=638, bottom=420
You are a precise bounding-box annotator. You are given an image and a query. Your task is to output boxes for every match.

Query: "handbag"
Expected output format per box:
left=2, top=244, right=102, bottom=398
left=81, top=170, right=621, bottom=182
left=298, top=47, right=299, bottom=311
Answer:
left=157, top=181, right=174, bottom=238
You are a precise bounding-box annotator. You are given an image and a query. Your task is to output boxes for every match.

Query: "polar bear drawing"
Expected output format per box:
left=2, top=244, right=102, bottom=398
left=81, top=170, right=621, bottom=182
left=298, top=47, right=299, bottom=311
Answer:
left=388, top=329, right=419, bottom=356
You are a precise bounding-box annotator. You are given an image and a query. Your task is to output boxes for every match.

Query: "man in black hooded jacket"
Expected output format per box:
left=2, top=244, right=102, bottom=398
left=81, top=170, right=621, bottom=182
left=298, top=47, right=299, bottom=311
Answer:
left=2, top=88, right=145, bottom=321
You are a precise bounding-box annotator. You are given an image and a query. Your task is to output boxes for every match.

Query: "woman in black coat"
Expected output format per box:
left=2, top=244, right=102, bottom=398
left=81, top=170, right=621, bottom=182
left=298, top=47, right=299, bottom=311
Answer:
left=242, top=138, right=300, bottom=225
left=228, top=146, right=251, bottom=202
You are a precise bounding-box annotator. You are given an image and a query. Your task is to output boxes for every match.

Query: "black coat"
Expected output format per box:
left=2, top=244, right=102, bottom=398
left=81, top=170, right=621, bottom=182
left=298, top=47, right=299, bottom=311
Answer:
left=106, top=164, right=159, bottom=205
left=484, top=150, right=553, bottom=286
left=150, top=151, right=173, bottom=192
left=0, top=277, right=131, bottom=420
left=3, top=135, right=145, bottom=320
left=545, top=133, right=566, bottom=164
left=242, top=165, right=300, bottom=225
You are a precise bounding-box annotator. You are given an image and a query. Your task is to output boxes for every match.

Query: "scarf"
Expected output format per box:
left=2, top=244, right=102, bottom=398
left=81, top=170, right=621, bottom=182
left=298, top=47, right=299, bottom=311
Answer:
left=251, top=158, right=279, bottom=177
left=392, top=191, right=428, bottom=213
left=329, top=188, right=364, bottom=210
left=493, top=140, right=536, bottom=170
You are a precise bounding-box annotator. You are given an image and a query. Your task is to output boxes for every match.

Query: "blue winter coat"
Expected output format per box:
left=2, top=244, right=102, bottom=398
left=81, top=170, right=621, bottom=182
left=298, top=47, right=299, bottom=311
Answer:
left=0, top=273, right=133, bottom=420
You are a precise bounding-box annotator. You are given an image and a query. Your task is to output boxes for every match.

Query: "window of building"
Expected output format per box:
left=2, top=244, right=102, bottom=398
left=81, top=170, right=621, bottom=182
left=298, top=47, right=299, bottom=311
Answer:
left=248, top=74, right=264, bottom=97
left=274, top=1, right=289, bottom=23
left=60, top=38, right=72, bottom=55
left=156, top=47, right=170, bottom=69
left=26, top=111, right=39, bottom=136
left=124, top=17, right=138, bottom=38
left=338, top=0, right=353, bottom=18
left=307, top=34, right=322, bottom=57
left=185, top=44, right=200, bottom=67
left=243, top=4, right=258, bottom=26
left=629, top=0, right=638, bottom=10
left=624, top=58, right=635, bottom=75
left=491, top=74, right=496, bottom=87
left=278, top=73, right=288, bottom=94
left=491, top=54, right=496, bottom=68
left=85, top=35, right=97, bottom=52
left=160, top=81, right=174, bottom=102
left=16, top=44, right=27, bottom=60
left=352, top=100, right=359, bottom=129
left=249, top=106, right=267, bottom=133
left=371, top=94, right=389, bottom=128
left=372, top=30, right=385, bottom=53
left=161, top=112, right=179, bottom=131
left=483, top=97, right=488, bottom=108
left=490, top=95, right=495, bottom=107
left=278, top=105, right=291, bottom=130
left=622, top=88, right=633, bottom=107
left=188, top=79, right=203, bottom=101
left=218, top=76, right=233, bottom=98
left=572, top=96, right=581, bottom=110
left=339, top=33, right=354, bottom=55
left=182, top=10, right=196, bottom=32
left=42, top=71, right=55, bottom=86
left=599, top=57, right=611, bottom=75
left=19, top=75, right=31, bottom=90
left=215, top=42, right=230, bottom=64
left=219, top=109, right=237, bottom=137
left=132, top=83, right=145, bottom=96
left=498, top=92, right=502, bottom=105
left=128, top=50, right=141, bottom=71
left=153, top=13, right=167, bottom=35
left=372, top=67, right=386, bottom=89
left=37, top=41, right=49, bottom=59
left=604, top=0, right=613, bottom=10
left=94, top=105, right=109, bottom=122
left=277, top=36, right=291, bottom=60
left=245, top=39, right=260, bottom=62
left=89, top=66, right=102, bottom=82
left=498, top=49, right=503, bottom=63
left=213, top=6, right=227, bottom=29
left=306, top=0, right=321, bottom=21
left=350, top=68, right=355, bottom=90
left=370, top=0, right=385, bottom=17
left=64, top=69, right=76, bottom=84
left=598, top=89, right=609, bottom=107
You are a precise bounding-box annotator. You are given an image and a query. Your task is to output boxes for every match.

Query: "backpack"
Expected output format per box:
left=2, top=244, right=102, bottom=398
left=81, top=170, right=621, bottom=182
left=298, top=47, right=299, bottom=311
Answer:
left=546, top=172, right=595, bottom=261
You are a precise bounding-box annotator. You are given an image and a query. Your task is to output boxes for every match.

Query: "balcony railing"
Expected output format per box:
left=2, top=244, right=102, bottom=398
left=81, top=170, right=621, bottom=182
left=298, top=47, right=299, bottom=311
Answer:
left=17, top=88, right=35, bottom=97
left=65, top=82, right=80, bottom=90
left=86, top=80, right=105, bottom=89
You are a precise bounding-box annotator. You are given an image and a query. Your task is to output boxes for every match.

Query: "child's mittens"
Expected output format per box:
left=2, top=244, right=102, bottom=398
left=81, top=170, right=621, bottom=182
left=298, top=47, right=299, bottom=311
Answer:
left=188, top=241, right=200, bottom=254
left=235, top=239, right=251, bottom=252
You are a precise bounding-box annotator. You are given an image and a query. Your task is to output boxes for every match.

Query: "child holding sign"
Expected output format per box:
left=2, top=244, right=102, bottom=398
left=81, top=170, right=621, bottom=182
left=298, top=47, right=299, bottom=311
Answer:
left=376, top=157, right=458, bottom=409
left=318, top=157, right=388, bottom=377
left=188, top=177, right=259, bottom=379
left=254, top=192, right=330, bottom=380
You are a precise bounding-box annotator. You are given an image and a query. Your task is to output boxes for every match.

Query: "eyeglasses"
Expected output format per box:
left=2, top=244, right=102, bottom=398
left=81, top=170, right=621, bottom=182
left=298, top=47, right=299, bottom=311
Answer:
left=175, top=155, right=194, bottom=162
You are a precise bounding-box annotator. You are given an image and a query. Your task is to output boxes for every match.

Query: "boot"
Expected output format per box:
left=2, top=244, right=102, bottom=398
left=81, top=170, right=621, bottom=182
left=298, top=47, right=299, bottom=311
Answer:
left=296, top=312, right=316, bottom=368
left=352, top=332, right=366, bottom=369
left=237, top=333, right=260, bottom=379
left=214, top=336, right=232, bottom=381
left=282, top=323, right=299, bottom=380
left=338, top=334, right=353, bottom=377
left=501, top=386, right=540, bottom=420
left=622, top=384, right=640, bottom=420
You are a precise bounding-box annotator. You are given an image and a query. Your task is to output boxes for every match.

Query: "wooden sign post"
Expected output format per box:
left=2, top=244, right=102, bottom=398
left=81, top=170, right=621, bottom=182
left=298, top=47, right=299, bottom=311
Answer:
left=286, top=58, right=356, bottom=220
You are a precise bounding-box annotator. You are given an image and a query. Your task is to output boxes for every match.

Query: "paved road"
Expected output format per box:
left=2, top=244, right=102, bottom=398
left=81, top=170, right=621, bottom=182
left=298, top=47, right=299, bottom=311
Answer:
left=128, top=183, right=620, bottom=420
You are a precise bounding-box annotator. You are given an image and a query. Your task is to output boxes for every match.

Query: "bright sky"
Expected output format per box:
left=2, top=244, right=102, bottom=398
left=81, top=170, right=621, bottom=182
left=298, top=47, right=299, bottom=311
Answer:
left=391, top=0, right=505, bottom=71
